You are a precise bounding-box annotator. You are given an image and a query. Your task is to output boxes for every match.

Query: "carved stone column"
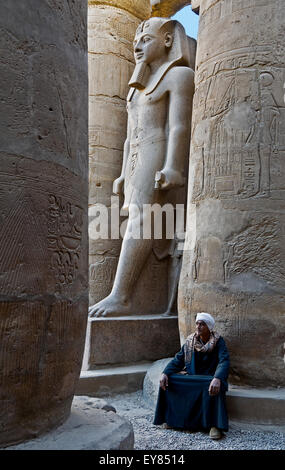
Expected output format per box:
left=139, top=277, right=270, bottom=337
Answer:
left=0, top=1, right=88, bottom=446
left=88, top=0, right=151, bottom=305
left=179, top=0, right=285, bottom=387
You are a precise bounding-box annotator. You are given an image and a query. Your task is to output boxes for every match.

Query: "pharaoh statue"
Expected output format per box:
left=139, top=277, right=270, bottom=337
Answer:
left=89, top=17, right=194, bottom=317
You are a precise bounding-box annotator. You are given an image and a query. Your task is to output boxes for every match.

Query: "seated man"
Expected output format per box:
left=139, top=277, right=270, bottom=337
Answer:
left=153, top=312, right=230, bottom=439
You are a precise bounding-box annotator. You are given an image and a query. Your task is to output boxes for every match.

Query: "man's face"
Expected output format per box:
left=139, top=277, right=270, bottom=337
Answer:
left=196, top=320, right=210, bottom=338
left=133, top=23, right=169, bottom=65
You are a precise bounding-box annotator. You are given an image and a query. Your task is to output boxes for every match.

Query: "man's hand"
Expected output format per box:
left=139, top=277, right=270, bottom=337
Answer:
left=159, top=373, right=169, bottom=390
left=208, top=378, right=221, bottom=396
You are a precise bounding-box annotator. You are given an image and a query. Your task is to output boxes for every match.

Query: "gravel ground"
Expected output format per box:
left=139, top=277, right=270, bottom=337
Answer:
left=107, top=390, right=285, bottom=451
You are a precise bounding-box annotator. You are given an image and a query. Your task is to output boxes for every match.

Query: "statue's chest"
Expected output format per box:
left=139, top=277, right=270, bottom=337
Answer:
left=127, top=88, right=168, bottom=124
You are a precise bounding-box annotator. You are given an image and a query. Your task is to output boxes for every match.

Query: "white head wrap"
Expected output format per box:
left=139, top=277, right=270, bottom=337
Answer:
left=196, top=312, right=215, bottom=332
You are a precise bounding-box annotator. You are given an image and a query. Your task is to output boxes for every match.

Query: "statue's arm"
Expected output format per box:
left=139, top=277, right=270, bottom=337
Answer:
left=158, top=67, right=194, bottom=190
left=113, top=119, right=131, bottom=195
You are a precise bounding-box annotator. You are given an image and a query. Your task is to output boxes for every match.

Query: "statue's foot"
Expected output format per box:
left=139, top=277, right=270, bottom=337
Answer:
left=88, top=294, right=130, bottom=318
left=161, top=309, right=177, bottom=317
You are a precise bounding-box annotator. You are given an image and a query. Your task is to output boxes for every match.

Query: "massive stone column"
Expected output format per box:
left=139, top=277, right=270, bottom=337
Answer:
left=88, top=0, right=151, bottom=305
left=0, top=1, right=88, bottom=446
left=179, top=0, right=285, bottom=387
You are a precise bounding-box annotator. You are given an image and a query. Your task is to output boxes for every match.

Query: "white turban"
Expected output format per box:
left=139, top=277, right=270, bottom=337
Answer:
left=196, top=312, right=215, bottom=331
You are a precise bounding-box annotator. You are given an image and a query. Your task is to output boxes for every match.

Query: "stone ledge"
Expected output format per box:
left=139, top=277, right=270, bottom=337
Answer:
left=6, top=396, right=134, bottom=450
left=227, top=386, right=285, bottom=427
left=89, top=314, right=179, bottom=320
left=76, top=363, right=153, bottom=397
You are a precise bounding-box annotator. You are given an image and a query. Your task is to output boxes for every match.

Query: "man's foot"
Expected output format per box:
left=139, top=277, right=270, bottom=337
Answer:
left=209, top=427, right=222, bottom=440
left=89, top=294, right=130, bottom=317
left=161, top=423, right=172, bottom=429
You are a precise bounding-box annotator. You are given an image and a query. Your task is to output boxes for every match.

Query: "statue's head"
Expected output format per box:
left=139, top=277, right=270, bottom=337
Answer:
left=133, top=17, right=190, bottom=67
left=133, top=18, right=173, bottom=65
left=129, top=17, right=192, bottom=91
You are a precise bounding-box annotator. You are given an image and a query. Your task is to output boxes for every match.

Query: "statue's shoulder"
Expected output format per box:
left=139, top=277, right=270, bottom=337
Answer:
left=165, top=66, right=194, bottom=90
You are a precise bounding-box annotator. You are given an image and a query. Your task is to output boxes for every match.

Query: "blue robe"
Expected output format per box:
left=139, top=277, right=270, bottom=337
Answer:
left=153, top=337, right=230, bottom=432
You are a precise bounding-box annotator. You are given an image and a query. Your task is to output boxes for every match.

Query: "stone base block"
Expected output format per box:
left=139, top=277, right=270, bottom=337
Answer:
left=142, top=358, right=285, bottom=429
left=85, top=315, right=180, bottom=368
left=6, top=396, right=134, bottom=450
left=76, top=363, right=152, bottom=397
left=227, top=386, right=285, bottom=427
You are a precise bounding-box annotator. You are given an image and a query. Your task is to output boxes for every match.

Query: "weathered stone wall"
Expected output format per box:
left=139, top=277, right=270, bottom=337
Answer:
left=178, top=0, right=285, bottom=387
left=151, top=0, right=192, bottom=17
left=0, top=0, right=88, bottom=446
left=88, top=0, right=151, bottom=305
left=89, top=0, right=151, bottom=19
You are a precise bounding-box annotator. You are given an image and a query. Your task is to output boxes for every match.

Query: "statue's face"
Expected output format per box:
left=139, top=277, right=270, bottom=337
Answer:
left=133, top=22, right=171, bottom=65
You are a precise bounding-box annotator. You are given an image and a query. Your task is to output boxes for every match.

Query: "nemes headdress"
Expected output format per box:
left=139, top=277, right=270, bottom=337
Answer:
left=128, top=17, right=195, bottom=95
left=137, top=17, right=191, bottom=66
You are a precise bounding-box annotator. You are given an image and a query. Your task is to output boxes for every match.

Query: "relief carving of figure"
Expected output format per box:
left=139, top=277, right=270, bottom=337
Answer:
left=89, top=17, right=194, bottom=317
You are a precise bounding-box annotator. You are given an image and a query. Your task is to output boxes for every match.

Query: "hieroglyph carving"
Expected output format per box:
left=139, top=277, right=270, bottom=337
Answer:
left=48, top=195, right=83, bottom=288
left=191, top=65, right=285, bottom=202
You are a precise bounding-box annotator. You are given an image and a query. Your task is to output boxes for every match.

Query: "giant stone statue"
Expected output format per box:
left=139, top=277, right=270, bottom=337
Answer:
left=89, top=17, right=194, bottom=317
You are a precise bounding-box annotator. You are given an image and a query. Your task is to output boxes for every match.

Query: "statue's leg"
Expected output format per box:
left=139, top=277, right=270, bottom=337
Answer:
left=89, top=205, right=153, bottom=317
left=162, top=256, right=182, bottom=316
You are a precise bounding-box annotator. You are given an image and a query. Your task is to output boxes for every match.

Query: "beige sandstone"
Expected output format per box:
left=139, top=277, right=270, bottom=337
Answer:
left=178, top=0, right=285, bottom=387
left=87, top=315, right=180, bottom=366
left=89, top=0, right=151, bottom=20
left=151, top=0, right=192, bottom=17
left=0, top=1, right=88, bottom=447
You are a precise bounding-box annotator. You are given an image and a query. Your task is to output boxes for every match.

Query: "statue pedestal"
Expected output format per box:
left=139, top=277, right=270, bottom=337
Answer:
left=86, top=315, right=180, bottom=367
left=8, top=396, right=134, bottom=450
left=77, top=315, right=180, bottom=396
